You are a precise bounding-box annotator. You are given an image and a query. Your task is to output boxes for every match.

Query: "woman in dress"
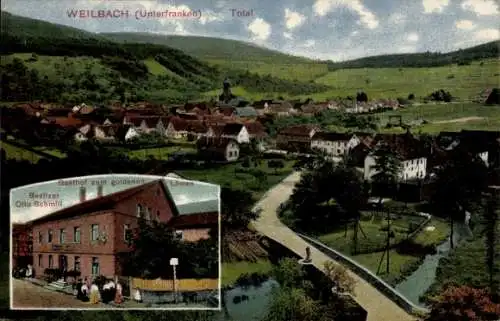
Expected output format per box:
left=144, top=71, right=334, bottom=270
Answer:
left=89, top=281, right=100, bottom=304
left=114, top=280, right=123, bottom=304
left=81, top=280, right=89, bottom=302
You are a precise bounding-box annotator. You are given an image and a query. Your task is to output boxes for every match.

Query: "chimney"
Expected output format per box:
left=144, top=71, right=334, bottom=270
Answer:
left=79, top=186, right=86, bottom=203
left=97, top=185, right=103, bottom=198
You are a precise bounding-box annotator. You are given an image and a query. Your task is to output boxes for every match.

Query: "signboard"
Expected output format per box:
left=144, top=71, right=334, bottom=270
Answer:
left=170, top=258, right=178, bottom=266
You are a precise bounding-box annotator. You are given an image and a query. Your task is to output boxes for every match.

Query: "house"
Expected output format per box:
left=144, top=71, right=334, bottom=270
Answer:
left=94, top=125, right=119, bottom=141
left=243, top=121, right=268, bottom=140
left=40, top=116, right=83, bottom=129
left=12, top=223, right=33, bottom=268
left=276, top=124, right=320, bottom=153
left=364, top=133, right=428, bottom=182
left=234, top=107, right=258, bottom=118
left=215, top=106, right=236, bottom=117
left=15, top=103, right=45, bottom=117
left=347, top=139, right=374, bottom=168
left=264, top=101, right=293, bottom=117
left=186, top=121, right=207, bottom=141
left=115, top=125, right=140, bottom=142
left=166, top=117, right=189, bottom=139
left=300, top=104, right=327, bottom=116
left=206, top=123, right=251, bottom=144
left=197, top=137, right=240, bottom=162
left=28, top=180, right=214, bottom=279
left=311, top=132, right=361, bottom=156
left=167, top=212, right=218, bottom=242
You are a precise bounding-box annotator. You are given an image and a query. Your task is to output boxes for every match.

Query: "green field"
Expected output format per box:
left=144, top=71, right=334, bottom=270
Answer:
left=378, top=103, right=500, bottom=133
left=315, top=216, right=449, bottom=285
left=222, top=259, right=273, bottom=287
left=1, top=141, right=44, bottom=163
left=206, top=59, right=330, bottom=81
left=127, top=145, right=197, bottom=159
left=177, top=160, right=295, bottom=199
left=315, top=59, right=499, bottom=100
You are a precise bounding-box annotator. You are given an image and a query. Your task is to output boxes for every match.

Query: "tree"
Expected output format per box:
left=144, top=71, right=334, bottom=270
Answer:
left=268, top=159, right=285, bottom=174
left=483, top=188, right=499, bottom=296
left=431, top=149, right=489, bottom=249
left=323, top=261, right=356, bottom=295
left=272, top=257, right=306, bottom=289
left=426, top=286, right=500, bottom=321
left=220, top=186, right=257, bottom=229
left=262, top=288, right=322, bottom=321
left=408, top=93, right=415, bottom=100
left=356, top=91, right=368, bottom=102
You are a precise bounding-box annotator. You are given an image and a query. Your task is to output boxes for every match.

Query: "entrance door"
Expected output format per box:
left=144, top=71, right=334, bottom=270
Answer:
left=59, top=255, right=67, bottom=273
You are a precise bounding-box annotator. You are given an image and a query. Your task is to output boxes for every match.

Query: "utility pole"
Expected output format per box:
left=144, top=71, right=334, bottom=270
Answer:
left=170, top=258, right=179, bottom=304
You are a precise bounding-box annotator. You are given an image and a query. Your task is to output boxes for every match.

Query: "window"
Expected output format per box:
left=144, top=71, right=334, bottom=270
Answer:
left=74, top=227, right=80, bottom=243
left=38, top=254, right=43, bottom=267
left=59, top=229, right=66, bottom=244
left=124, top=224, right=131, bottom=242
left=91, top=224, right=99, bottom=242
left=145, top=207, right=151, bottom=220
left=136, top=204, right=143, bottom=218
left=48, top=255, right=53, bottom=268
left=74, top=256, right=80, bottom=272
left=91, top=257, right=99, bottom=275
left=38, top=232, right=42, bottom=244
left=48, top=230, right=53, bottom=243
left=174, top=230, right=184, bottom=241
left=156, top=210, right=160, bottom=222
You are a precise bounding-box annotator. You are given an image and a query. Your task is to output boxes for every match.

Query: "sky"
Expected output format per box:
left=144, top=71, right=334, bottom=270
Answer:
left=10, top=174, right=220, bottom=223
left=1, top=0, right=499, bottom=61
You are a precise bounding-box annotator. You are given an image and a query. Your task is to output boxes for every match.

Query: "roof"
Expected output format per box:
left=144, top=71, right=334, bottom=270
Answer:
left=197, top=137, right=237, bottom=150
left=115, top=125, right=134, bottom=141
left=29, top=180, right=180, bottom=224
left=169, top=117, right=189, bottom=131
left=167, top=212, right=218, bottom=228
left=44, top=116, right=83, bottom=128
left=221, top=123, right=244, bottom=136
left=278, top=124, right=320, bottom=136
left=312, top=131, right=353, bottom=141
left=216, top=107, right=236, bottom=117
left=45, top=108, right=72, bottom=117
left=244, top=121, right=267, bottom=137
left=234, top=106, right=258, bottom=117
left=372, top=133, right=428, bottom=160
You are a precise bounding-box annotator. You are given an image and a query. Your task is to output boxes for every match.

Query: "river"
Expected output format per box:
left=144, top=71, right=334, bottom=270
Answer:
left=395, top=220, right=472, bottom=307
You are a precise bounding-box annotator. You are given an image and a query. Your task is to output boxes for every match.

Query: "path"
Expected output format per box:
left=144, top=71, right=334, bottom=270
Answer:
left=252, top=172, right=417, bottom=321
left=12, top=278, right=105, bottom=308
left=433, top=116, right=484, bottom=124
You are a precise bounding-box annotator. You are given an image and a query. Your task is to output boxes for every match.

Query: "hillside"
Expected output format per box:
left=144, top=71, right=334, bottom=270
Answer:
left=327, top=41, right=500, bottom=69
left=102, top=33, right=314, bottom=64
left=0, top=12, right=329, bottom=104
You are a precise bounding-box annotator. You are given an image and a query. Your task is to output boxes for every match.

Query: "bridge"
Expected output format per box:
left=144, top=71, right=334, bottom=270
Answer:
left=252, top=171, right=427, bottom=321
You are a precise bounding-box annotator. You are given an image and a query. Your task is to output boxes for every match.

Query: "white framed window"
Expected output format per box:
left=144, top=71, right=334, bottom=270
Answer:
left=137, top=204, right=142, bottom=218
left=91, top=224, right=99, bottom=241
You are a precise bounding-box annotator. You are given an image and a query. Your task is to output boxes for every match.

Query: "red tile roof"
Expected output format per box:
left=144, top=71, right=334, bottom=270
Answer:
left=45, top=116, right=83, bottom=128
left=244, top=121, right=267, bottom=137
left=186, top=121, right=207, bottom=133
left=167, top=212, right=218, bottom=228
left=278, top=124, right=320, bottom=136
left=169, top=117, right=189, bottom=131
left=312, top=131, right=353, bottom=141
left=29, top=180, right=180, bottom=224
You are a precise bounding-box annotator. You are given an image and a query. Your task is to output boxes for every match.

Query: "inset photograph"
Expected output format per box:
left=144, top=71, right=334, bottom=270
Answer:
left=10, top=174, right=220, bottom=310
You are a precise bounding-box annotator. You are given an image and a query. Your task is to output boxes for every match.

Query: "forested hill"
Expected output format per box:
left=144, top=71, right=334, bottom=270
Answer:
left=0, top=12, right=330, bottom=104
left=327, top=41, right=500, bottom=70
left=102, top=32, right=314, bottom=64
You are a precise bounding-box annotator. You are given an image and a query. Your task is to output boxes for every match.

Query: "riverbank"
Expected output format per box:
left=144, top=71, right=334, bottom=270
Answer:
left=420, top=218, right=500, bottom=304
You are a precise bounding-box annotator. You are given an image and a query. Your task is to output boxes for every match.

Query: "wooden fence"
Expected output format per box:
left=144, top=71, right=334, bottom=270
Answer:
left=131, top=278, right=218, bottom=292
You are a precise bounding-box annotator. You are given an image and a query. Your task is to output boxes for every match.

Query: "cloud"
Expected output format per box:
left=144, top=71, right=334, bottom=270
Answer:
left=284, top=8, right=306, bottom=30
left=199, top=10, right=223, bottom=25
left=283, top=32, right=293, bottom=39
left=313, top=0, right=379, bottom=29
left=422, top=0, right=450, bottom=13
left=398, top=45, right=417, bottom=53
left=303, top=39, right=316, bottom=48
left=455, top=19, right=476, bottom=30
left=474, top=28, right=500, bottom=41
left=247, top=17, right=271, bottom=41
left=407, top=33, right=419, bottom=42
left=461, top=0, right=499, bottom=16
left=388, top=12, right=407, bottom=25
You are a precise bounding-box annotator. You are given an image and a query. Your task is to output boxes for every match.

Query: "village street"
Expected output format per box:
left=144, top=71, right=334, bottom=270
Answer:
left=12, top=278, right=105, bottom=308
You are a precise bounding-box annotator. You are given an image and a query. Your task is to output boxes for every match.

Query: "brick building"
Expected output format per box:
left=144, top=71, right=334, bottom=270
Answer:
left=29, top=179, right=218, bottom=279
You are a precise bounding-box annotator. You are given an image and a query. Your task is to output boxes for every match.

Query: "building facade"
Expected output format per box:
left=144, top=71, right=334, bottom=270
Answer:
left=29, top=180, right=212, bottom=279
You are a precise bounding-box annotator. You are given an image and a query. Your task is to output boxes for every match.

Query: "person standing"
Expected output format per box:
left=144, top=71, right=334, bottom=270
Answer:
left=89, top=281, right=100, bottom=304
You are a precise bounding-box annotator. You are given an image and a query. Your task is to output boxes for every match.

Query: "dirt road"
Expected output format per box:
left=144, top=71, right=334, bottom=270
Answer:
left=433, top=116, right=484, bottom=124
left=12, top=278, right=104, bottom=308
left=252, top=172, right=419, bottom=321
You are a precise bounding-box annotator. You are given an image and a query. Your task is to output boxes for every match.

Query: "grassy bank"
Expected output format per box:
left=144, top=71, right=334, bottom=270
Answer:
left=221, top=259, right=273, bottom=287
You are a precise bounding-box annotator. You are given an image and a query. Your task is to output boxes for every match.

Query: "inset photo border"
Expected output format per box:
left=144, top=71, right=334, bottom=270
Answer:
left=10, top=173, right=221, bottom=310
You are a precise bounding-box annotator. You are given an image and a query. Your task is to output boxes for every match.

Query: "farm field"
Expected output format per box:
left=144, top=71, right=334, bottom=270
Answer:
left=314, top=59, right=499, bottom=101
left=205, top=59, right=330, bottom=81
left=377, top=103, right=500, bottom=133
left=1, top=141, right=45, bottom=163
